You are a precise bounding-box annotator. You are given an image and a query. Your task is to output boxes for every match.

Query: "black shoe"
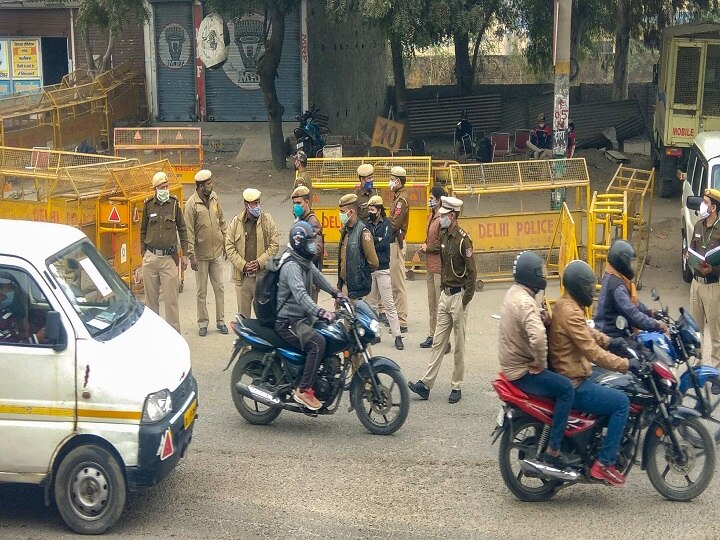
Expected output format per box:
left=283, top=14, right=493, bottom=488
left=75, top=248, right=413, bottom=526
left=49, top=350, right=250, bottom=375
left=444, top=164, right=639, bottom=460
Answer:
left=539, top=451, right=572, bottom=470
left=400, top=326, right=408, bottom=333
left=408, top=380, right=430, bottom=400
left=199, top=327, right=207, bottom=337
left=420, top=336, right=433, bottom=348
left=379, top=313, right=390, bottom=327
left=217, top=323, right=228, bottom=335
left=395, top=336, right=404, bottom=350
left=370, top=336, right=381, bottom=345
left=448, top=389, right=462, bottom=404
left=444, top=343, right=451, bottom=355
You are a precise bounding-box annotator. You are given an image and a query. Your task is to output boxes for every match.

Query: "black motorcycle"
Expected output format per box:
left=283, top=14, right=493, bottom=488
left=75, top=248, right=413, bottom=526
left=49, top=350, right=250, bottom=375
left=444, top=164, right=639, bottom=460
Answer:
left=290, top=104, right=326, bottom=158
left=225, top=299, right=409, bottom=435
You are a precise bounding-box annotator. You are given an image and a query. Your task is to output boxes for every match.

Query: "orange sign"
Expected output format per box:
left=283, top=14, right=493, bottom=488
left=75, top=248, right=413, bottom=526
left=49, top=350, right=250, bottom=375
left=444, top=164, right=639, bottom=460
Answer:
left=371, top=116, right=405, bottom=152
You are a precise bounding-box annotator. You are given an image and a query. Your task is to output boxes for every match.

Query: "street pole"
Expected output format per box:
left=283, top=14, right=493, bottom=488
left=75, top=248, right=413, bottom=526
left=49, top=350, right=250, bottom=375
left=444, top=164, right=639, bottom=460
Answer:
left=551, top=0, right=571, bottom=210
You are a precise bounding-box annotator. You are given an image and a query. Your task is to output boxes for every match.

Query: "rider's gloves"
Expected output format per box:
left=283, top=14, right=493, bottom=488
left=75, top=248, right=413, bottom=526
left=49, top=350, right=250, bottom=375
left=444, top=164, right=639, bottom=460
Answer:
left=627, top=357, right=642, bottom=375
left=318, top=309, right=336, bottom=323
left=609, top=337, right=628, bottom=356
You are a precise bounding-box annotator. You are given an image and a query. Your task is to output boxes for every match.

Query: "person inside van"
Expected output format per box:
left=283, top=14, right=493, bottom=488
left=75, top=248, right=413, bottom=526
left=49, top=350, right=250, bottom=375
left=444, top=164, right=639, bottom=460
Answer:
left=0, top=271, right=45, bottom=344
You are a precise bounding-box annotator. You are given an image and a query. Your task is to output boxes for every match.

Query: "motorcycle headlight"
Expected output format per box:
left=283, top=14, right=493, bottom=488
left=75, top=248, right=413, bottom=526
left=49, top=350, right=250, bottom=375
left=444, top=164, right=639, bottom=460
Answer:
left=369, top=319, right=380, bottom=335
left=142, top=389, right=173, bottom=423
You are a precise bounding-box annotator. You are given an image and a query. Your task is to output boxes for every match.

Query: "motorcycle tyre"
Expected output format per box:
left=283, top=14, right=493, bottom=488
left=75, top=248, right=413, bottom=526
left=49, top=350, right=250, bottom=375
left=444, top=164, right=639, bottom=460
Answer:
left=230, top=349, right=282, bottom=425
left=353, top=365, right=409, bottom=436
left=645, top=417, right=716, bottom=501
left=498, top=416, right=561, bottom=502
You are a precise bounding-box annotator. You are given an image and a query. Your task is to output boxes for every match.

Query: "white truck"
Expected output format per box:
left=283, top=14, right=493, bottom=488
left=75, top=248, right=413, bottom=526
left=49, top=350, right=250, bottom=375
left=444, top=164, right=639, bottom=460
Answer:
left=0, top=220, right=197, bottom=534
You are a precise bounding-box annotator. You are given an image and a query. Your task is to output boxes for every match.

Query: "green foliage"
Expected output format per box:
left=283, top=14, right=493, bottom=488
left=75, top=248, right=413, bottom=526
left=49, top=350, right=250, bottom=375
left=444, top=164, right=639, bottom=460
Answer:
left=49, top=0, right=149, bottom=33
left=205, top=0, right=298, bottom=19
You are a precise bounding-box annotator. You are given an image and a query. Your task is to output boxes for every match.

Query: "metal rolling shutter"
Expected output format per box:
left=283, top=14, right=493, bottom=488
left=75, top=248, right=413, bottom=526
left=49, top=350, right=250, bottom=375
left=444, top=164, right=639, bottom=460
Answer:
left=205, top=9, right=301, bottom=121
left=154, top=2, right=195, bottom=121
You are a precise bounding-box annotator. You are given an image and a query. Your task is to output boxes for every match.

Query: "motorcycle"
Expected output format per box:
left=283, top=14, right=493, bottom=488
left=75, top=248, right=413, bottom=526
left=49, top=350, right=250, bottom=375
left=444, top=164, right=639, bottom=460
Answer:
left=225, top=299, right=409, bottom=435
left=292, top=104, right=326, bottom=158
left=492, top=315, right=716, bottom=502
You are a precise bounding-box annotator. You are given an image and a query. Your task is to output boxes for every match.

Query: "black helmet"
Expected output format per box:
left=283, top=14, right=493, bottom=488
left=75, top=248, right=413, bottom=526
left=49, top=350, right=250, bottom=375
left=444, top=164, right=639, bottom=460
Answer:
left=562, top=260, right=597, bottom=307
left=513, top=251, right=547, bottom=292
left=608, top=239, right=636, bottom=279
left=289, top=221, right=316, bottom=260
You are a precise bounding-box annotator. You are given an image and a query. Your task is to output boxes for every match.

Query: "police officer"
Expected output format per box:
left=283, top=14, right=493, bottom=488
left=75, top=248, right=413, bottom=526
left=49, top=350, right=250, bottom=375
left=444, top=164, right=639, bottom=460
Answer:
left=140, top=171, right=188, bottom=333
left=354, top=164, right=377, bottom=221
left=184, top=169, right=227, bottom=337
left=291, top=185, right=324, bottom=301
left=389, top=165, right=409, bottom=332
left=293, top=150, right=312, bottom=190
left=225, top=188, right=280, bottom=318
left=408, top=196, right=476, bottom=404
left=337, top=193, right=379, bottom=299
left=689, top=188, right=720, bottom=366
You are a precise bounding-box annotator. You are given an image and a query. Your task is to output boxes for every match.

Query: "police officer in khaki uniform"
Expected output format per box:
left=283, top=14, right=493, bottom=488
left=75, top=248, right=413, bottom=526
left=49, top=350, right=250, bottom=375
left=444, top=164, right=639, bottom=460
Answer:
left=389, top=165, right=409, bottom=332
left=354, top=164, right=377, bottom=222
left=337, top=193, right=379, bottom=299
left=409, top=196, right=476, bottom=404
left=689, top=188, right=720, bottom=366
left=140, top=171, right=188, bottom=333
left=225, top=188, right=280, bottom=318
left=293, top=151, right=312, bottom=190
left=292, top=185, right=324, bottom=301
left=184, top=169, right=227, bottom=337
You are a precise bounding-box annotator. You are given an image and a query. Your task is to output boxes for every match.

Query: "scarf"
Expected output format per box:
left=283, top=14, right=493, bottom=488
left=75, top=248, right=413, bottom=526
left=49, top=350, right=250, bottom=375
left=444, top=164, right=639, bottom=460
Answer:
left=606, top=263, right=638, bottom=304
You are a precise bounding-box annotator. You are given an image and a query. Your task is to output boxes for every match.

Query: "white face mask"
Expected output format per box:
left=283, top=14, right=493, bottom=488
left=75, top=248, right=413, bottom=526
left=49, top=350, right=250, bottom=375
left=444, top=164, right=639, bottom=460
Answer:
left=440, top=215, right=451, bottom=229
left=700, top=202, right=711, bottom=220
left=156, top=189, right=170, bottom=203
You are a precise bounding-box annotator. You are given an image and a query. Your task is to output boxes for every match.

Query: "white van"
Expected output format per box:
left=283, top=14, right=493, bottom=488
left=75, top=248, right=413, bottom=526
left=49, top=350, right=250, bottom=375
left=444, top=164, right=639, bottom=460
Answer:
left=681, top=132, right=720, bottom=281
left=0, top=220, right=197, bottom=534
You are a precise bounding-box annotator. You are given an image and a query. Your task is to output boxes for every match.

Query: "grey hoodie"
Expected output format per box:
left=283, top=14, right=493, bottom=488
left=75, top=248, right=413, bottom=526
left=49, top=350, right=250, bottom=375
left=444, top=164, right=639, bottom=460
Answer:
left=276, top=249, right=335, bottom=321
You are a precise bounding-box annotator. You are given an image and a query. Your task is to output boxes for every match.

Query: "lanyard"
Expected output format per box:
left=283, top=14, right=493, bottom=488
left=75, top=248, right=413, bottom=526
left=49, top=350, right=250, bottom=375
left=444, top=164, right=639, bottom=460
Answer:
left=702, top=217, right=720, bottom=248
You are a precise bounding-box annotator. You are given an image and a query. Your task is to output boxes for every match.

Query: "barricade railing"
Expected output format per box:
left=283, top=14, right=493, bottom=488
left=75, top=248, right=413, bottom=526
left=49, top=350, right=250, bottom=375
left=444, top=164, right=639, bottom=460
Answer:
left=587, top=191, right=628, bottom=283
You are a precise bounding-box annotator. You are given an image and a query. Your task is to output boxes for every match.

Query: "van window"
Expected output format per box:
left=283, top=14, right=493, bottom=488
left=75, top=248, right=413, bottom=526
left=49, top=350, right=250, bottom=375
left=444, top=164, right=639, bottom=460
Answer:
left=691, top=156, right=706, bottom=196
left=702, top=45, right=720, bottom=115
left=0, top=267, right=51, bottom=346
left=675, top=46, right=701, bottom=106
left=711, top=165, right=720, bottom=190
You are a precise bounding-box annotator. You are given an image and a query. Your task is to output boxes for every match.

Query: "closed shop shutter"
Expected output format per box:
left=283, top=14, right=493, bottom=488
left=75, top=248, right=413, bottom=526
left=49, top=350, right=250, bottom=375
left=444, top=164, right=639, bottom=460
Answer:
left=205, top=9, right=301, bottom=121
left=154, top=2, right=195, bottom=121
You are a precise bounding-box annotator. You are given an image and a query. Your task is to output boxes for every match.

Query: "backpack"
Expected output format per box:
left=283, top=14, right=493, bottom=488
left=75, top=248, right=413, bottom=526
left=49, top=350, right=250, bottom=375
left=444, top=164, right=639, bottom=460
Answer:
left=253, top=252, right=291, bottom=327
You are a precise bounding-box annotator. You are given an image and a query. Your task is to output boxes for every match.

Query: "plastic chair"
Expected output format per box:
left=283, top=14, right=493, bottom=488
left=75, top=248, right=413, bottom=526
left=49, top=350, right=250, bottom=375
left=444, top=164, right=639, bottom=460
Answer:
left=491, top=132, right=511, bottom=160
left=454, top=126, right=474, bottom=159
left=512, top=129, right=532, bottom=155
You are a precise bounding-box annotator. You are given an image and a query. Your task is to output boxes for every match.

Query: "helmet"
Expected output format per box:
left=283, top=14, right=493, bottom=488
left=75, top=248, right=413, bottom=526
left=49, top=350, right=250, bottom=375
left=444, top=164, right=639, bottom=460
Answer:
left=562, top=260, right=597, bottom=307
left=289, top=221, right=316, bottom=260
left=608, top=239, right=636, bottom=279
left=513, top=251, right=547, bottom=292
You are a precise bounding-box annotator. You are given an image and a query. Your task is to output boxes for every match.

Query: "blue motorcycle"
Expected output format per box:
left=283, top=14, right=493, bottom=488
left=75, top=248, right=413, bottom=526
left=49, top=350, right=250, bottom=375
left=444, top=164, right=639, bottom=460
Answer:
left=224, top=299, right=409, bottom=435
left=293, top=104, right=326, bottom=158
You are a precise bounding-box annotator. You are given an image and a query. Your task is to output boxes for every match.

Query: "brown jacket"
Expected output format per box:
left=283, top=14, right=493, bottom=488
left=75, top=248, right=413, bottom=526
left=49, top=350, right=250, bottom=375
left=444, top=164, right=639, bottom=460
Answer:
left=184, top=191, right=226, bottom=260
left=549, top=293, right=628, bottom=386
left=499, top=284, right=548, bottom=381
left=425, top=208, right=442, bottom=274
left=225, top=211, right=279, bottom=284
left=390, top=185, right=410, bottom=241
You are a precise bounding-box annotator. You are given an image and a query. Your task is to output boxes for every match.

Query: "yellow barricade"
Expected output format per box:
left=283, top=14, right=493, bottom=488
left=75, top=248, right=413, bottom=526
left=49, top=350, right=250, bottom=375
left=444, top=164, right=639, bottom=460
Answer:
left=448, top=157, right=591, bottom=283
left=114, top=127, right=203, bottom=184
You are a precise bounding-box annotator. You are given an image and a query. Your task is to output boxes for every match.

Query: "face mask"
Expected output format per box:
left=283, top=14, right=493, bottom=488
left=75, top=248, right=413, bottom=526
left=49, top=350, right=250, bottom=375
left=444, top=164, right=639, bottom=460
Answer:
left=428, top=199, right=437, bottom=209
left=339, top=212, right=349, bottom=226
left=368, top=210, right=378, bottom=219
left=202, top=185, right=212, bottom=196
left=389, top=180, right=398, bottom=191
left=1, top=290, right=14, bottom=309
left=307, top=242, right=317, bottom=255
left=156, top=189, right=170, bottom=203
left=363, top=180, right=373, bottom=191
left=440, top=215, right=451, bottom=229
left=248, top=205, right=261, bottom=218
left=700, top=202, right=711, bottom=220
left=293, top=204, right=304, bottom=218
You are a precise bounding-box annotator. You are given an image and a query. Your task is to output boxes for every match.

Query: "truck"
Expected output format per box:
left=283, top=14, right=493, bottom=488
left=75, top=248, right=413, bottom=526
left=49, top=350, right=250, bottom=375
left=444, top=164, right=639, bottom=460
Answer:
left=653, top=22, right=720, bottom=198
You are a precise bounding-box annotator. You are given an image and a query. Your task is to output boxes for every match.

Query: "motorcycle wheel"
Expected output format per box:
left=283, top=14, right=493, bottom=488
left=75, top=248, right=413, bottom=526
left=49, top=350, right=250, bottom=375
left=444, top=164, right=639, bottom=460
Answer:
left=645, top=417, right=716, bottom=501
left=683, top=375, right=720, bottom=417
left=353, top=365, right=409, bottom=435
left=230, top=349, right=283, bottom=425
left=498, top=416, right=560, bottom=502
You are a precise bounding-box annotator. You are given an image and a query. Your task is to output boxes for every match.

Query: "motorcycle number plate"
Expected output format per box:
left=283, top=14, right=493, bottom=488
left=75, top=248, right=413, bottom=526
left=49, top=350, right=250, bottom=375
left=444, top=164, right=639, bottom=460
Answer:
left=496, top=407, right=505, bottom=427
left=296, top=141, right=304, bottom=148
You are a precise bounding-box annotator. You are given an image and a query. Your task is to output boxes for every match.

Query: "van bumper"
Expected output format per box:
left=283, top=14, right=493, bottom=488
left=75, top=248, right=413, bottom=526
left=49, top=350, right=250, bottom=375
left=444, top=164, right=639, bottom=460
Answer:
left=127, top=372, right=198, bottom=489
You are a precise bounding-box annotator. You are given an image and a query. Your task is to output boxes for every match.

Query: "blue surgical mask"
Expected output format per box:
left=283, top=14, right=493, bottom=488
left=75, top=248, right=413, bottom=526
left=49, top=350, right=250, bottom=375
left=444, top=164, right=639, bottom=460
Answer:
left=364, top=180, right=373, bottom=191
left=339, top=212, right=349, bottom=226
left=307, top=242, right=317, bottom=254
left=156, top=189, right=170, bottom=203
left=248, top=205, right=261, bottom=218
left=293, top=204, right=304, bottom=218
left=1, top=290, right=14, bottom=309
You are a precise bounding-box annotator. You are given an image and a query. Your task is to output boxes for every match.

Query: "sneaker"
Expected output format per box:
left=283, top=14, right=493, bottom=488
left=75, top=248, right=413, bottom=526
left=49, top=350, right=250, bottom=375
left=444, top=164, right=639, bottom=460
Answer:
left=539, top=451, right=571, bottom=470
left=589, top=460, right=625, bottom=486
left=444, top=343, right=451, bottom=355
left=448, top=389, right=462, bottom=404
left=293, top=388, right=322, bottom=410
left=379, top=313, right=390, bottom=327
left=400, top=326, right=408, bottom=333
left=395, top=336, right=404, bottom=350
left=217, top=323, right=229, bottom=334
left=408, top=380, right=430, bottom=400
left=419, top=336, right=433, bottom=348
left=199, top=327, right=207, bottom=337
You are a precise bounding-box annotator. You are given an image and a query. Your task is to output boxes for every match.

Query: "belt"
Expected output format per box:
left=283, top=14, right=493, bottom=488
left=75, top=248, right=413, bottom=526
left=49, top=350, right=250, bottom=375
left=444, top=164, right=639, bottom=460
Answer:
left=694, top=275, right=719, bottom=285
left=147, top=247, right=176, bottom=256
left=243, top=272, right=256, bottom=277
left=444, top=286, right=463, bottom=295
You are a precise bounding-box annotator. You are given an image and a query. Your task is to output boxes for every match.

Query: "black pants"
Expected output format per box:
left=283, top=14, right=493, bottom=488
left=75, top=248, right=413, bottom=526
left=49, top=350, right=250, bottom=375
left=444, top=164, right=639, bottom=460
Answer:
left=275, top=318, right=326, bottom=390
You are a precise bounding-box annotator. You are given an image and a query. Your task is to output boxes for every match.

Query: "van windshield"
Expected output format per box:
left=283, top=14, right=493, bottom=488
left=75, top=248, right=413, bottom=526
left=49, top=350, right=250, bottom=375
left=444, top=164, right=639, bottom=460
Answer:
left=46, top=240, right=142, bottom=340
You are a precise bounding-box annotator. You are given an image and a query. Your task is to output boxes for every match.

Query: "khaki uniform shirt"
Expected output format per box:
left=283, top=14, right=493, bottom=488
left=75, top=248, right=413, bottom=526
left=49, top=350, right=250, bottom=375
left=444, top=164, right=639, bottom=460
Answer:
left=184, top=191, right=226, bottom=260
left=440, top=224, right=476, bottom=306
left=294, top=170, right=312, bottom=190
left=141, top=195, right=188, bottom=253
left=390, top=186, right=410, bottom=241
left=499, top=284, right=548, bottom=381
left=225, top=211, right=279, bottom=283
left=339, top=220, right=379, bottom=281
left=301, top=209, right=324, bottom=268
left=690, top=216, right=720, bottom=277
left=244, top=214, right=258, bottom=263
left=354, top=187, right=377, bottom=222
left=425, top=209, right=442, bottom=274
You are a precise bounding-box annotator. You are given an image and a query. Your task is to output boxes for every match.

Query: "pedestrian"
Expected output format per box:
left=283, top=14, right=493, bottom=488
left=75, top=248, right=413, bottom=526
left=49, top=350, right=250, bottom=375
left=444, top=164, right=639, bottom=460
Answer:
left=527, top=112, right=553, bottom=159
left=226, top=188, right=280, bottom=318
left=291, top=185, right=324, bottom=301
left=408, top=196, right=476, bottom=404
left=337, top=193, right=379, bottom=300
left=354, top=164, right=377, bottom=221
left=140, top=171, right=188, bottom=333
left=389, top=165, right=409, bottom=333
left=689, top=188, right=720, bottom=367
left=184, top=169, right=228, bottom=337
left=365, top=195, right=404, bottom=350
left=293, top=150, right=312, bottom=190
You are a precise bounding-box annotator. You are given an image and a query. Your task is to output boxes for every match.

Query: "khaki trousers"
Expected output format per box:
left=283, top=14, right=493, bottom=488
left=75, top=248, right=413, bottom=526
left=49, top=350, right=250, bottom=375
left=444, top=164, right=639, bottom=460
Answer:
left=690, top=279, right=720, bottom=365
left=195, top=257, right=225, bottom=328
left=235, top=275, right=256, bottom=319
left=421, top=291, right=467, bottom=390
left=142, top=251, right=180, bottom=333
left=426, top=271, right=442, bottom=336
left=390, top=241, right=407, bottom=326
left=369, top=269, right=401, bottom=337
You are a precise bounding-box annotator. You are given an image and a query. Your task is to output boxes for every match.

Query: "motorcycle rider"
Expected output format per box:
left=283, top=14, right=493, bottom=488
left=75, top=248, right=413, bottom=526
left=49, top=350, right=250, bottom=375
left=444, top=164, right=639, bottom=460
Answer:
left=549, top=260, right=640, bottom=486
left=499, top=251, right=574, bottom=469
left=275, top=221, right=345, bottom=411
left=595, top=240, right=668, bottom=338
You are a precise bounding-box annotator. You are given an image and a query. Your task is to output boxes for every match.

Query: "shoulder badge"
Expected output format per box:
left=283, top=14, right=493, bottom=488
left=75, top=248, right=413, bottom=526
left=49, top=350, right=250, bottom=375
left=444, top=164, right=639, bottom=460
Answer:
left=363, top=229, right=373, bottom=242
left=465, top=246, right=473, bottom=258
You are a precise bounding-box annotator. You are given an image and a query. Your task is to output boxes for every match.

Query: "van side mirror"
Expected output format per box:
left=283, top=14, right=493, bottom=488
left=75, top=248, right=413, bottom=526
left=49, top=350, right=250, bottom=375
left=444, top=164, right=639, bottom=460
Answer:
left=45, top=311, right=67, bottom=351
left=686, top=195, right=703, bottom=211
left=652, top=64, right=658, bottom=85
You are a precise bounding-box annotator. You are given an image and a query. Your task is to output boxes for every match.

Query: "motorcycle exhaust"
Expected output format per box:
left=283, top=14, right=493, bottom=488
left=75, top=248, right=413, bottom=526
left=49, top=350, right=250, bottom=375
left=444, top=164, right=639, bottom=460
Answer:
left=236, top=383, right=282, bottom=408
left=520, top=459, right=582, bottom=482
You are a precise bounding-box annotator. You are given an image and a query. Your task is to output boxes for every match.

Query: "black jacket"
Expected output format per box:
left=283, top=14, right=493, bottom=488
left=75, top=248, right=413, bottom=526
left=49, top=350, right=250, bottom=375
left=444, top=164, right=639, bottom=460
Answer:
left=367, top=215, right=391, bottom=270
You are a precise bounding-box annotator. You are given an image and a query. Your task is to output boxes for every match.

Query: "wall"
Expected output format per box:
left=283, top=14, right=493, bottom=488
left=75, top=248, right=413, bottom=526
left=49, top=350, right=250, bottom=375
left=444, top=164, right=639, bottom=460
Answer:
left=74, top=19, right=145, bottom=72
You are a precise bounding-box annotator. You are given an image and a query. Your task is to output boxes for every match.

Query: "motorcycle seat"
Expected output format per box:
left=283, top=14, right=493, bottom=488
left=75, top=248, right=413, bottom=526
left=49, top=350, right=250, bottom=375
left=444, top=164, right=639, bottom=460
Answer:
left=242, top=318, right=303, bottom=354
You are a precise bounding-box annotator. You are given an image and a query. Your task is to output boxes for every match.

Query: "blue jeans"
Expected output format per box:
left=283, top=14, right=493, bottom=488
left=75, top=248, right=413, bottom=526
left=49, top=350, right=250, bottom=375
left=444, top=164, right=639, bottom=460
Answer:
left=513, top=370, right=574, bottom=452
left=573, top=379, right=630, bottom=466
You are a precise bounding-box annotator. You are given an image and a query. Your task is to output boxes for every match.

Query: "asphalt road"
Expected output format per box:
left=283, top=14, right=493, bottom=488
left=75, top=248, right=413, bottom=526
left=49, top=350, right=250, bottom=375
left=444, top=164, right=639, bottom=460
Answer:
left=1, top=162, right=719, bottom=539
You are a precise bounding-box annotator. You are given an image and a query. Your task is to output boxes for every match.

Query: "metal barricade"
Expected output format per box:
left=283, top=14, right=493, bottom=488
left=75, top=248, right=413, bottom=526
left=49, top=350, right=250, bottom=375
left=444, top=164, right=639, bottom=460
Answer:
left=114, top=127, right=203, bottom=184
left=448, top=157, right=590, bottom=283
left=587, top=192, right=628, bottom=284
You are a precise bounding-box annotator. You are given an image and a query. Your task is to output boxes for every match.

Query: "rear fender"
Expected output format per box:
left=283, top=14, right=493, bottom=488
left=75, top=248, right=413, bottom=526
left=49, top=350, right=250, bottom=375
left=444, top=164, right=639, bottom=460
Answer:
left=640, top=406, right=702, bottom=469
left=679, top=366, right=720, bottom=394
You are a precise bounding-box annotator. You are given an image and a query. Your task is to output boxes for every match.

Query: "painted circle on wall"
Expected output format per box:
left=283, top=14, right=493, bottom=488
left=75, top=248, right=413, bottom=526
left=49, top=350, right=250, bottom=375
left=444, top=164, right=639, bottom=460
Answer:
left=222, top=14, right=272, bottom=90
left=159, top=23, right=191, bottom=69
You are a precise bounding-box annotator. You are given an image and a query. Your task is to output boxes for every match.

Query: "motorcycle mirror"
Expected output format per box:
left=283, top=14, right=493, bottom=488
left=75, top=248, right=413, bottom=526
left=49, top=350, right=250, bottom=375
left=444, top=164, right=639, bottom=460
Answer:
left=651, top=288, right=659, bottom=301
left=615, top=315, right=629, bottom=331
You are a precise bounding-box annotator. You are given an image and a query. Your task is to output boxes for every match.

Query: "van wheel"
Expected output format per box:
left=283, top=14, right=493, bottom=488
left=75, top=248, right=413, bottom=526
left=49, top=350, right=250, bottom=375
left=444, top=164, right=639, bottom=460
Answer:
left=54, top=445, right=126, bottom=535
left=681, top=230, right=693, bottom=283
left=660, top=155, right=679, bottom=198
